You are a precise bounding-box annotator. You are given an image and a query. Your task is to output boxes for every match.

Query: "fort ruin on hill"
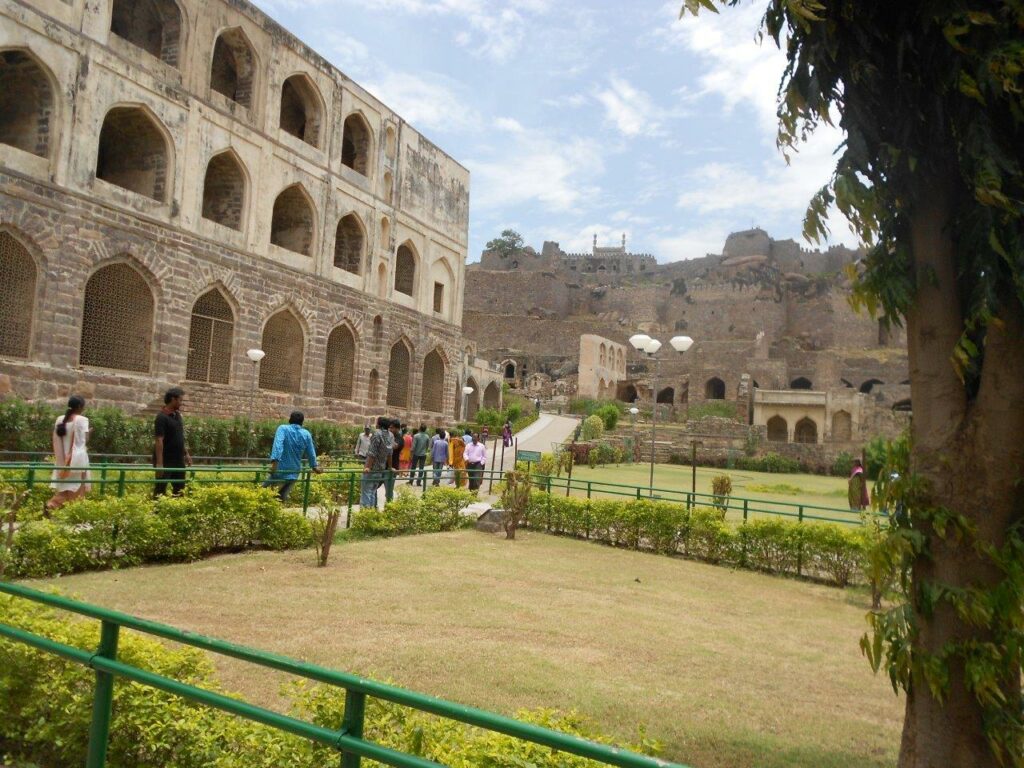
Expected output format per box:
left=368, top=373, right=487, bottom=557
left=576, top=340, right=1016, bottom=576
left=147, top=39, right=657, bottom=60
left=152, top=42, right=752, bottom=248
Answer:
left=465, top=228, right=910, bottom=465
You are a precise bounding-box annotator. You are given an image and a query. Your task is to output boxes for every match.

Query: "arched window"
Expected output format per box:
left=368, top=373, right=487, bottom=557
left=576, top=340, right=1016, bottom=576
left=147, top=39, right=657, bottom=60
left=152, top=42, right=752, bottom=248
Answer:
left=619, top=384, right=638, bottom=403
left=323, top=324, right=356, bottom=400
left=0, top=231, right=38, bottom=358
left=342, top=113, right=371, bottom=175
left=279, top=74, right=321, bottom=147
left=766, top=415, right=788, bottom=443
left=210, top=29, right=255, bottom=108
left=790, top=377, right=813, bottom=390
left=504, top=362, right=516, bottom=379
left=387, top=339, right=411, bottom=409
left=483, top=381, right=500, bottom=410
left=80, top=262, right=154, bottom=372
left=617, top=348, right=624, bottom=372
left=185, top=288, right=234, bottom=384
left=383, top=170, right=393, bottom=205
left=0, top=51, right=54, bottom=158
left=385, top=125, right=396, bottom=159
left=657, top=387, right=674, bottom=404
left=893, top=399, right=912, bottom=413
left=334, top=213, right=364, bottom=274
left=380, top=216, right=390, bottom=248
left=201, top=151, right=245, bottom=230
left=110, top=0, right=183, bottom=67
left=372, top=315, right=383, bottom=345
left=859, top=378, right=884, bottom=394
left=394, top=243, right=416, bottom=296
left=795, top=417, right=818, bottom=444
left=259, top=310, right=304, bottom=393
left=465, top=376, right=480, bottom=419
left=599, top=343, right=606, bottom=367
left=96, top=107, right=170, bottom=201
left=270, top=185, right=314, bottom=255
left=705, top=377, right=725, bottom=400
left=831, top=410, right=852, bottom=442
left=376, top=263, right=387, bottom=298
left=368, top=368, right=380, bottom=403
left=421, top=349, right=445, bottom=413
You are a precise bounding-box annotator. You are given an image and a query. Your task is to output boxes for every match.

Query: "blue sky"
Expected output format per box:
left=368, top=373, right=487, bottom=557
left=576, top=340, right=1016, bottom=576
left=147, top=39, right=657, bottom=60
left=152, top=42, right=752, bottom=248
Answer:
left=252, top=0, right=854, bottom=262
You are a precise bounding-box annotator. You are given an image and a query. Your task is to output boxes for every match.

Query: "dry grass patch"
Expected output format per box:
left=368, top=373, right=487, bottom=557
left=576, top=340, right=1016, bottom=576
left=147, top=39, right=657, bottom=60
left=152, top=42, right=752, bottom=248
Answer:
left=34, top=531, right=901, bottom=768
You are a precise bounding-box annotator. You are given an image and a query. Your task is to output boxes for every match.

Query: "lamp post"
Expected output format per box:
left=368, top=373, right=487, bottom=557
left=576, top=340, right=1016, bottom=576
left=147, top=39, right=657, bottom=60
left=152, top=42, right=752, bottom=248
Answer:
left=245, top=348, right=265, bottom=457
left=462, top=385, right=474, bottom=425
left=628, top=333, right=694, bottom=495
left=629, top=406, right=639, bottom=463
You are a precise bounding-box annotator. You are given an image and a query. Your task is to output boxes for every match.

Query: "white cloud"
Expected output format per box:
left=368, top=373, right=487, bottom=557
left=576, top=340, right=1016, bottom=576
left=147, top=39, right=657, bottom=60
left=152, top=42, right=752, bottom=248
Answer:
left=649, top=223, right=733, bottom=262
left=319, top=31, right=370, bottom=72
left=356, top=0, right=550, bottom=62
left=468, top=133, right=604, bottom=213
left=594, top=76, right=665, bottom=137
left=494, top=117, right=525, bottom=133
left=542, top=93, right=588, bottom=109
left=362, top=71, right=480, bottom=133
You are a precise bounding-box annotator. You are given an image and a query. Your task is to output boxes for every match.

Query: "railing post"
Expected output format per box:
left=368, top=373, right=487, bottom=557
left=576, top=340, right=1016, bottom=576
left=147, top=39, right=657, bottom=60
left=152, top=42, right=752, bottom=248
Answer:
left=85, top=620, right=120, bottom=768
left=117, top=469, right=126, bottom=498
left=339, top=689, right=366, bottom=768
left=743, top=498, right=749, bottom=523
left=26, top=467, right=35, bottom=491
left=301, top=470, right=312, bottom=517
left=797, top=505, right=805, bottom=576
left=346, top=473, right=355, bottom=529
left=99, top=466, right=107, bottom=497
left=586, top=481, right=592, bottom=500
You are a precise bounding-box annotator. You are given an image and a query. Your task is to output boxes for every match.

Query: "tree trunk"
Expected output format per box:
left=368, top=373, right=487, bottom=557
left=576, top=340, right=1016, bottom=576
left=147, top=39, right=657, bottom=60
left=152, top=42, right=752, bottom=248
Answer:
left=899, top=183, right=1024, bottom=767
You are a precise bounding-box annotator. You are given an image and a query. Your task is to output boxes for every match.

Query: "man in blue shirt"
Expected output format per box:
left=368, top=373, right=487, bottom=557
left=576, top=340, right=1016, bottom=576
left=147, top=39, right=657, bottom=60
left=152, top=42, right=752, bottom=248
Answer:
left=264, top=411, right=322, bottom=501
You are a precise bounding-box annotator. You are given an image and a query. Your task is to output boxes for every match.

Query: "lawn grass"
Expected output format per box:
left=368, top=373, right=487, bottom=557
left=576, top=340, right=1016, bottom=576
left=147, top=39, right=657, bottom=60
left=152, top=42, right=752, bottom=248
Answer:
left=34, top=531, right=900, bottom=768
left=565, top=464, right=855, bottom=522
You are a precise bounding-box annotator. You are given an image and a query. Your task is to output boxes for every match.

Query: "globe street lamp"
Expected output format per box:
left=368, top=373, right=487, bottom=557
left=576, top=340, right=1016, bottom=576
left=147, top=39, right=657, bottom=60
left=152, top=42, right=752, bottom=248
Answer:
left=245, top=348, right=265, bottom=457
left=629, top=334, right=694, bottom=494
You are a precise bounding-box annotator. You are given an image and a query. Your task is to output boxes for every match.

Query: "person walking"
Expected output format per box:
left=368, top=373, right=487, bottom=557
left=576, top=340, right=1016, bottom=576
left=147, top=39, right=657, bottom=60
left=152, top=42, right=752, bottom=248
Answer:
left=354, top=426, right=371, bottom=462
left=449, top=432, right=467, bottom=488
left=263, top=411, right=322, bottom=502
left=409, top=425, right=430, bottom=486
left=848, top=458, right=870, bottom=511
left=47, top=395, right=91, bottom=512
left=399, top=425, right=413, bottom=474
left=360, top=417, right=391, bottom=509
left=481, top=425, right=490, bottom=443
left=385, top=419, right=402, bottom=502
left=502, top=421, right=513, bottom=448
left=430, top=428, right=449, bottom=486
left=465, top=432, right=488, bottom=492
left=153, top=387, right=191, bottom=497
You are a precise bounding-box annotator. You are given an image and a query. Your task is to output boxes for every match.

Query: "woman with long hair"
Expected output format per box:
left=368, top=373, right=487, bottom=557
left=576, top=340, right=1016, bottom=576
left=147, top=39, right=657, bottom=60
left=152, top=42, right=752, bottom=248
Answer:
left=48, top=395, right=91, bottom=511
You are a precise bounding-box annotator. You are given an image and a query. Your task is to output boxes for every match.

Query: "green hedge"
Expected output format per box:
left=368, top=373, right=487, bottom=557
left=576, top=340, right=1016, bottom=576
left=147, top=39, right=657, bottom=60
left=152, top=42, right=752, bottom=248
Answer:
left=4, top=485, right=311, bottom=578
left=350, top=487, right=476, bottom=538
left=0, top=397, right=361, bottom=458
left=524, top=492, right=868, bottom=587
left=0, top=597, right=659, bottom=767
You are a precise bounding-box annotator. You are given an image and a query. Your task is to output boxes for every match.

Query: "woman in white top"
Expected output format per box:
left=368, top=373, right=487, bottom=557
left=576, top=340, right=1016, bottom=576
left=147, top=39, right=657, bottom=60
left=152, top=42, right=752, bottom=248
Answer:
left=48, top=395, right=91, bottom=511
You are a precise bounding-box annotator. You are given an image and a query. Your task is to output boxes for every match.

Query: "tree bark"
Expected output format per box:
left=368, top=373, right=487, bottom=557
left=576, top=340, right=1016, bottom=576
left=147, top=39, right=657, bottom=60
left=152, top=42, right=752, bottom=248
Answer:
left=899, top=182, right=1024, bottom=767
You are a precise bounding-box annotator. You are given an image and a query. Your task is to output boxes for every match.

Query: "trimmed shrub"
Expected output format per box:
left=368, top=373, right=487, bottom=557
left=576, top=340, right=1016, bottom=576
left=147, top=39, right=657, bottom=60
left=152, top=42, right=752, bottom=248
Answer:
left=831, top=451, right=855, bottom=478
left=0, top=597, right=660, bottom=768
left=594, top=404, right=620, bottom=431
left=580, top=415, right=604, bottom=441
left=737, top=518, right=803, bottom=574
left=351, top=490, right=474, bottom=539
left=735, top=453, right=802, bottom=474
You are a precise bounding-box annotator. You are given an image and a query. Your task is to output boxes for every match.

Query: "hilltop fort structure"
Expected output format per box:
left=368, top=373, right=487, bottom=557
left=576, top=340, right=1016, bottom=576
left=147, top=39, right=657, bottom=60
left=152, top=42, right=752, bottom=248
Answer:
left=466, top=228, right=910, bottom=464
left=0, top=0, right=500, bottom=422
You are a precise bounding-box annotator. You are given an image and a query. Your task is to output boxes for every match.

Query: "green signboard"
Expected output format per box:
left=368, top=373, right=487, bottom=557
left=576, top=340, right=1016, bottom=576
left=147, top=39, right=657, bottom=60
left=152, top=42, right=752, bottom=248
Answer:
left=516, top=450, right=542, bottom=463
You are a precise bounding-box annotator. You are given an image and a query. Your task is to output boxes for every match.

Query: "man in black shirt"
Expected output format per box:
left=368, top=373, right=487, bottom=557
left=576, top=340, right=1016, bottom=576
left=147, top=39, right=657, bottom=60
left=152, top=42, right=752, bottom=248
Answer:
left=153, top=387, right=191, bottom=497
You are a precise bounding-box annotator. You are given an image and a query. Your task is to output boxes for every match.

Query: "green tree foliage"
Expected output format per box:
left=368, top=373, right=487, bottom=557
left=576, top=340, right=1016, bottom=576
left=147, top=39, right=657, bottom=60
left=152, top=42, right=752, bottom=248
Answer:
left=682, top=2, right=1024, bottom=764
left=484, top=228, right=525, bottom=257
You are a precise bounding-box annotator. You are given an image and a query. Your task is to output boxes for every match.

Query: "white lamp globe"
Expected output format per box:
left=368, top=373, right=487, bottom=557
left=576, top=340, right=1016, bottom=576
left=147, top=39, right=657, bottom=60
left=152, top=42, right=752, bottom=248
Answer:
left=462, top=386, right=474, bottom=395
left=670, top=335, right=694, bottom=353
left=246, top=348, right=266, bottom=363
left=629, top=407, right=639, bottom=415
left=628, top=333, right=652, bottom=351
left=644, top=338, right=662, bottom=355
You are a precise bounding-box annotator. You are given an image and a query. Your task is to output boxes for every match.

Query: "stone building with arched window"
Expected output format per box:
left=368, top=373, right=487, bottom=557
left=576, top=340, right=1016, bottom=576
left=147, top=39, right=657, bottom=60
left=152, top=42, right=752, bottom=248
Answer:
left=0, top=0, right=473, bottom=423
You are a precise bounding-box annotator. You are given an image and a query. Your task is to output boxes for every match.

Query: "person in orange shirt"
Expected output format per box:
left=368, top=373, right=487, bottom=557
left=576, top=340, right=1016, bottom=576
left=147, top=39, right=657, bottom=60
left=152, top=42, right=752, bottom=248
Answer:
left=399, top=424, right=413, bottom=475
left=449, top=433, right=467, bottom=488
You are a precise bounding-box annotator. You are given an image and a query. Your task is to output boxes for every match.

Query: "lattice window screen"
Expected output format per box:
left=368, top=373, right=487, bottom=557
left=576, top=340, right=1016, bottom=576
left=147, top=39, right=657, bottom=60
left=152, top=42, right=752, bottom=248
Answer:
left=0, top=232, right=37, bottom=358
left=323, top=325, right=356, bottom=400
left=420, top=350, right=445, bottom=413
left=80, top=262, right=154, bottom=372
left=368, top=369, right=379, bottom=402
left=387, top=341, right=410, bottom=408
left=186, top=289, right=234, bottom=384
left=394, top=246, right=415, bottom=296
left=260, top=311, right=304, bottom=393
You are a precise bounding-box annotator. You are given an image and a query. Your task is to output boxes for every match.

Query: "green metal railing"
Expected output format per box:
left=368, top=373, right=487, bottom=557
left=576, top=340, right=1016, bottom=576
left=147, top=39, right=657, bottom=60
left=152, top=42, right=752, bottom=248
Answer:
left=0, top=582, right=684, bottom=768
left=0, top=461, right=862, bottom=527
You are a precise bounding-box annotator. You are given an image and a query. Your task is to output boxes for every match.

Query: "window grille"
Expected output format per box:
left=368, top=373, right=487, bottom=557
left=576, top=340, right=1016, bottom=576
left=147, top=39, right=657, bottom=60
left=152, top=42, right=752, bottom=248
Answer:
left=259, top=311, right=304, bottom=393
left=0, top=232, right=37, bottom=358
left=323, top=325, right=356, bottom=400
left=387, top=341, right=410, bottom=408
left=185, top=289, right=234, bottom=384
left=80, top=262, right=154, bottom=372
